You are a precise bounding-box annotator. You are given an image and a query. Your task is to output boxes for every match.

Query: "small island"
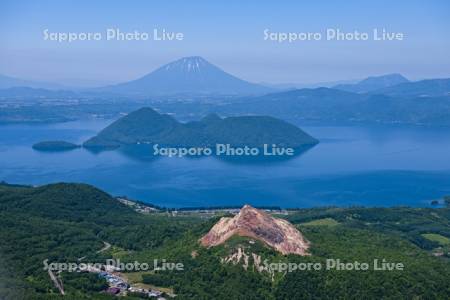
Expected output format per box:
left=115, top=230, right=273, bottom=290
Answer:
left=32, top=140, right=80, bottom=151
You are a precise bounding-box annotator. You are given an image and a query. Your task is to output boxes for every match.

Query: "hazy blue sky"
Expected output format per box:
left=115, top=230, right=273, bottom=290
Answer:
left=0, top=0, right=449, bottom=85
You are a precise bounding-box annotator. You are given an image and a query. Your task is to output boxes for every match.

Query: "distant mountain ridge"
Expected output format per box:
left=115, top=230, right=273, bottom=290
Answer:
left=216, top=87, right=450, bottom=126
left=3, top=65, right=449, bottom=99
left=0, top=87, right=77, bottom=98
left=334, top=73, right=409, bottom=93
left=0, top=74, right=64, bottom=90
left=372, top=78, right=450, bottom=97
left=83, top=107, right=318, bottom=148
left=261, top=78, right=360, bottom=90
left=333, top=74, right=450, bottom=97
left=98, top=56, right=273, bottom=96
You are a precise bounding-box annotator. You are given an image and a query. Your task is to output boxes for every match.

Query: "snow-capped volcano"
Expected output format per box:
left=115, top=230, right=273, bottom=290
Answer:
left=163, top=56, right=209, bottom=73
left=100, top=56, right=272, bottom=96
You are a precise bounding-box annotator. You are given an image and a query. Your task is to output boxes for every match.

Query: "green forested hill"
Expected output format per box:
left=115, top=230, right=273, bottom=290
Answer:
left=1, top=183, right=449, bottom=299
left=83, top=107, right=318, bottom=148
left=0, top=183, right=198, bottom=299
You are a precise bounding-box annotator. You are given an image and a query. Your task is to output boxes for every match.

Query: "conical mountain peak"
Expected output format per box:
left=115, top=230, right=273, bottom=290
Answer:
left=101, top=56, right=272, bottom=95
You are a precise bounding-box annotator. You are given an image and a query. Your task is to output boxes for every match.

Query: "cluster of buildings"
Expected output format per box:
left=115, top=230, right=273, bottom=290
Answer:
left=116, top=197, right=159, bottom=214
left=98, top=271, right=166, bottom=299
left=98, top=272, right=128, bottom=294
left=128, top=286, right=165, bottom=298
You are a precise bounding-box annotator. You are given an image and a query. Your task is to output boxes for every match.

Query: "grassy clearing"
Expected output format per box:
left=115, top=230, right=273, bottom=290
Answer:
left=109, top=246, right=130, bottom=258
left=421, top=233, right=450, bottom=245
left=299, top=218, right=339, bottom=227
left=122, top=272, right=174, bottom=293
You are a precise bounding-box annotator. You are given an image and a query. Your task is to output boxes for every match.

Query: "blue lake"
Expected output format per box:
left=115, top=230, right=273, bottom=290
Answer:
left=1, top=119, right=450, bottom=208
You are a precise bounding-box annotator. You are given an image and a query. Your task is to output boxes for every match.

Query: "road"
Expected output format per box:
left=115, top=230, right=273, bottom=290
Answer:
left=48, top=269, right=65, bottom=295
left=97, top=241, right=112, bottom=253
left=48, top=241, right=111, bottom=294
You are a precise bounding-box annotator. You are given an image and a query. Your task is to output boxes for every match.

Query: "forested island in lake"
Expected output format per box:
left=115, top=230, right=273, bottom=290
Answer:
left=33, top=107, right=319, bottom=152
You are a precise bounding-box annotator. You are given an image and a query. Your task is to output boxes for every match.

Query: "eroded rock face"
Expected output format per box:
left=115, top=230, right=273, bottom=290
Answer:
left=200, top=205, right=310, bottom=255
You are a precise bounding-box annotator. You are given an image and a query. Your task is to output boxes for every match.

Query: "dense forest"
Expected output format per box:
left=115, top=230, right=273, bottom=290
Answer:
left=1, top=183, right=449, bottom=299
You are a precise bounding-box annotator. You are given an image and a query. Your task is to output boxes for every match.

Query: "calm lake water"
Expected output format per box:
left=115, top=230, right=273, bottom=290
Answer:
left=1, top=119, right=450, bottom=208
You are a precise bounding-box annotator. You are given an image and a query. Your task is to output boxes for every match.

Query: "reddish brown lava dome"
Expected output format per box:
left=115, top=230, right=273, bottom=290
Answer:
left=200, top=205, right=310, bottom=255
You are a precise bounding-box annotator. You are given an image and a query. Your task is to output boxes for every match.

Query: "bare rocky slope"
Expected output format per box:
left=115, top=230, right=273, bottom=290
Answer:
left=200, top=205, right=310, bottom=255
